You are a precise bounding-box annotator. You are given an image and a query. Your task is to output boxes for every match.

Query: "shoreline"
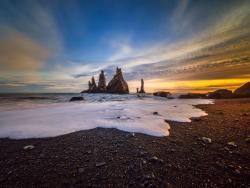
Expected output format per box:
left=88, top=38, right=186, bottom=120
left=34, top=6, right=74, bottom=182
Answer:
left=0, top=98, right=250, bottom=187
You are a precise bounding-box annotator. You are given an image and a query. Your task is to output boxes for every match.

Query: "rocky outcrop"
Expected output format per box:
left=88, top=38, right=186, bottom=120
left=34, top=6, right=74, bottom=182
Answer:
left=179, top=93, right=207, bottom=99
left=234, top=82, right=250, bottom=97
left=207, top=89, right=233, bottom=99
left=97, top=70, right=106, bottom=92
left=153, top=91, right=171, bottom=98
left=138, top=79, right=145, bottom=93
left=106, top=68, right=129, bottom=94
left=81, top=68, right=129, bottom=94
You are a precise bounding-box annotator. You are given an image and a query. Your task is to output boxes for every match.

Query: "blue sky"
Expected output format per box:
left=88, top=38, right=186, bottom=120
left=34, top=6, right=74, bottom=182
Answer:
left=0, top=0, right=250, bottom=93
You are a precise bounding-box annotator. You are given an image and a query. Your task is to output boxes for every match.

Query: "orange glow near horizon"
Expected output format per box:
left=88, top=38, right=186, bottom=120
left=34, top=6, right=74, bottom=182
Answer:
left=128, top=78, right=250, bottom=93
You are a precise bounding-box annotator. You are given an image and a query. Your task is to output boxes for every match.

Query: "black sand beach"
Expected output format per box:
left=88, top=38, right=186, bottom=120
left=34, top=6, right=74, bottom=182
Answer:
left=0, top=98, right=250, bottom=187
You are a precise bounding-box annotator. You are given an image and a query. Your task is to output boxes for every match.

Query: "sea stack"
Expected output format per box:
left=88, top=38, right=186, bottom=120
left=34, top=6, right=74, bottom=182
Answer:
left=139, top=79, right=145, bottom=93
left=97, top=70, right=106, bottom=92
left=106, top=67, right=129, bottom=94
left=89, top=76, right=98, bottom=93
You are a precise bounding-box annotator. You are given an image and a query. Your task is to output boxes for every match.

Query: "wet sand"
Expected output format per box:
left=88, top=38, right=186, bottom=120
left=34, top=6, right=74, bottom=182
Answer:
left=0, top=98, right=250, bottom=187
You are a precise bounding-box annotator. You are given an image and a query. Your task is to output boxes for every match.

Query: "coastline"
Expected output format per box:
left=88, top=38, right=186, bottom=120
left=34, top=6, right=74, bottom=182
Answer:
left=0, top=98, right=249, bottom=187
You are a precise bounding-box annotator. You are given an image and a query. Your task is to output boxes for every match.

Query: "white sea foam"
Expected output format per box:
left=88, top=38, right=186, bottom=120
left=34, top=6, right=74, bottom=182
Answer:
left=0, top=97, right=213, bottom=139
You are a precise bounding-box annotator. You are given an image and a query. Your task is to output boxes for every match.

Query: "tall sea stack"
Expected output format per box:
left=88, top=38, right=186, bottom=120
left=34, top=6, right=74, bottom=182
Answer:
left=97, top=70, right=106, bottom=92
left=106, top=67, right=129, bottom=94
left=139, top=79, right=145, bottom=93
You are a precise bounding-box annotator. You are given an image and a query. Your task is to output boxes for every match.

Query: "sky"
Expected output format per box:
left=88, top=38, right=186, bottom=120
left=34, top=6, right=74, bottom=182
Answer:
left=0, top=0, right=250, bottom=93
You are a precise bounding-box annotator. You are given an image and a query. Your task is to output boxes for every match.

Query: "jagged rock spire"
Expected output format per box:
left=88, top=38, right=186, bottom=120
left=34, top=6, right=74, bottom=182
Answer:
left=107, top=67, right=129, bottom=94
left=139, top=79, right=145, bottom=93
left=97, top=70, right=106, bottom=92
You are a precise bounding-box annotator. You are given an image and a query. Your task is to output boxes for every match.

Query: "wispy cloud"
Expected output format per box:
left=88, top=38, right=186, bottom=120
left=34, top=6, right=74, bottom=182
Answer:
left=0, top=26, right=50, bottom=72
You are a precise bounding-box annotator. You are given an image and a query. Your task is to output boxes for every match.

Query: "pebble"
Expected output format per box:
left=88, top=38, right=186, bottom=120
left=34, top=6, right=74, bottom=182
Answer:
left=95, top=162, right=106, bottom=167
left=78, top=168, right=84, bottom=173
left=245, top=136, right=250, bottom=143
left=86, top=150, right=92, bottom=154
left=150, top=156, right=164, bottom=164
left=200, top=137, right=212, bottom=143
left=242, top=113, right=248, bottom=116
left=23, top=145, right=35, bottom=150
left=235, top=169, right=240, bottom=174
left=227, top=178, right=232, bottom=183
left=192, top=117, right=201, bottom=122
left=227, top=142, right=237, bottom=147
left=153, top=112, right=158, bottom=115
left=141, top=159, right=147, bottom=164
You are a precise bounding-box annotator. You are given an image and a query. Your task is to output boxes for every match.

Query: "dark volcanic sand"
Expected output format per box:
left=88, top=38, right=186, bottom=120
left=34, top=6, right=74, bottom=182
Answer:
left=0, top=99, right=250, bottom=188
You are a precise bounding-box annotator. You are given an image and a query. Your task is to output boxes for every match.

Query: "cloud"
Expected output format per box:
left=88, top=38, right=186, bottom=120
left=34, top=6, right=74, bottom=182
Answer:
left=0, top=27, right=50, bottom=72
left=1, top=0, right=250, bottom=93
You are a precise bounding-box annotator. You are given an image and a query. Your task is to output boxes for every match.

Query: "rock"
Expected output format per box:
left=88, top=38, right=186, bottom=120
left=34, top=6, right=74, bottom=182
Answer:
left=153, top=91, right=171, bottom=98
left=192, top=117, right=202, bottom=122
left=153, top=112, right=158, bottom=115
left=78, top=168, right=84, bottom=173
left=235, top=169, right=240, bottom=174
left=207, top=89, right=233, bottom=99
left=245, top=136, right=250, bottom=143
left=141, top=159, right=147, bottom=164
left=23, top=145, right=34, bottom=150
left=106, top=67, right=129, bottom=94
left=86, top=150, right=92, bottom=154
left=81, top=68, right=129, bottom=94
left=150, top=156, right=164, bottom=164
left=97, top=70, right=106, bottom=92
left=227, top=178, right=232, bottom=183
left=179, top=93, right=207, bottom=99
left=227, top=142, right=237, bottom=147
left=200, top=137, right=212, bottom=143
left=139, top=79, right=145, bottom=93
left=69, top=96, right=84, bottom=102
left=242, top=113, right=249, bottom=116
left=95, top=162, right=106, bottom=167
left=234, top=82, right=250, bottom=97
left=89, top=76, right=98, bottom=93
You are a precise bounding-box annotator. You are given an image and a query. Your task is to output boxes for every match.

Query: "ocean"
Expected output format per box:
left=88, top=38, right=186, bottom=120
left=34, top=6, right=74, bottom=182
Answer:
left=0, top=93, right=213, bottom=139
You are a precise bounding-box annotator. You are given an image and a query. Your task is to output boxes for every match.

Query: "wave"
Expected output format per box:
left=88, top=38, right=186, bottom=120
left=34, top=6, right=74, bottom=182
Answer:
left=0, top=96, right=213, bottom=139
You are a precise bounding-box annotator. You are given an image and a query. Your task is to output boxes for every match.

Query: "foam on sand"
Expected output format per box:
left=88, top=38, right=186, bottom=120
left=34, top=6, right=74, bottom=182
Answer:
left=0, top=98, right=213, bottom=139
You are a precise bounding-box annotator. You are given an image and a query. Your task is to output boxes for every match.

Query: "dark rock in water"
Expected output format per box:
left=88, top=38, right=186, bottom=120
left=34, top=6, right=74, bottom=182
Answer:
left=153, top=112, right=158, bottom=115
left=207, top=89, right=233, bottom=99
left=234, top=82, right=250, bottom=97
left=153, top=91, right=171, bottom=98
left=179, top=93, right=207, bottom=99
left=106, top=67, right=129, bottom=94
left=70, top=97, right=84, bottom=102
left=139, top=79, right=145, bottom=93
left=97, top=70, right=106, bottom=92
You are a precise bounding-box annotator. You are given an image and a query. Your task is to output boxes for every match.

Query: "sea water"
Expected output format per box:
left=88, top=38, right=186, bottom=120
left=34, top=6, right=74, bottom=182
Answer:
left=0, top=93, right=213, bottom=139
